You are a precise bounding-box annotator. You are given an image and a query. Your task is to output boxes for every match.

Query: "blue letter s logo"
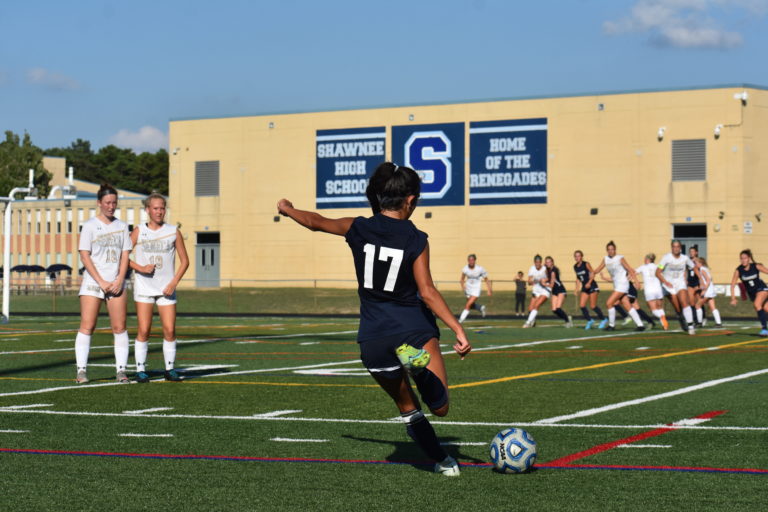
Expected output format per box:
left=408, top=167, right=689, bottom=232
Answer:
left=404, top=131, right=452, bottom=199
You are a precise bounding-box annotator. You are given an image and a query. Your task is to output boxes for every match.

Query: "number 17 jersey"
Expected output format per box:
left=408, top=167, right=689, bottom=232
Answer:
left=345, top=214, right=439, bottom=343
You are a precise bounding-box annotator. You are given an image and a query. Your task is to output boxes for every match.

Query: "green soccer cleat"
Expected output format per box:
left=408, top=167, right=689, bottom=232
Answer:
left=164, top=369, right=183, bottom=382
left=395, top=344, right=430, bottom=372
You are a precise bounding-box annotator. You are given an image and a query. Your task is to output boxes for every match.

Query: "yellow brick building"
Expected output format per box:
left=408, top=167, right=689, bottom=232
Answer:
left=168, top=85, right=767, bottom=289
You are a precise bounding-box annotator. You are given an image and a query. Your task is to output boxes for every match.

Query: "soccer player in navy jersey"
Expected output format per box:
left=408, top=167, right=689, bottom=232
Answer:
left=277, top=162, right=471, bottom=476
left=730, top=249, right=768, bottom=337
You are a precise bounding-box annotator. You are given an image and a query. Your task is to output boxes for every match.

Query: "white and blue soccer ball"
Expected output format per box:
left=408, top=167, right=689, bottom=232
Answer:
left=489, top=428, right=537, bottom=473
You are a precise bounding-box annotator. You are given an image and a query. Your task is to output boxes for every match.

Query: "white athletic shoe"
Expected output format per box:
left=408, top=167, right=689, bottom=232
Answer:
left=116, top=370, right=129, bottom=384
left=434, top=455, right=461, bottom=477
left=76, top=370, right=89, bottom=384
left=523, top=321, right=533, bottom=328
left=623, top=317, right=633, bottom=326
left=480, top=305, right=487, bottom=318
left=565, top=315, right=573, bottom=328
left=688, top=326, right=696, bottom=336
left=701, top=318, right=707, bottom=327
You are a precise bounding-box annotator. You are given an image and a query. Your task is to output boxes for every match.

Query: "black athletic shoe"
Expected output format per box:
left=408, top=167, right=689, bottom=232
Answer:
left=635, top=326, right=646, bottom=332
left=605, top=326, right=616, bottom=331
left=164, top=369, right=183, bottom=382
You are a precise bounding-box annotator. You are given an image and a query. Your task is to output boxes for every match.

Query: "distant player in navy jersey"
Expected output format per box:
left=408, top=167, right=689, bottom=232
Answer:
left=573, top=250, right=606, bottom=329
left=729, top=249, right=768, bottom=337
left=686, top=246, right=703, bottom=326
left=277, top=162, right=471, bottom=476
left=544, top=256, right=572, bottom=327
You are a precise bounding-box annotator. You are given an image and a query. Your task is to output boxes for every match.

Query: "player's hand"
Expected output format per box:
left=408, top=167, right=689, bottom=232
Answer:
left=162, top=283, right=176, bottom=296
left=142, top=264, right=156, bottom=274
left=277, top=199, right=293, bottom=216
left=453, top=330, right=471, bottom=359
left=487, top=291, right=493, bottom=297
left=730, top=298, right=738, bottom=306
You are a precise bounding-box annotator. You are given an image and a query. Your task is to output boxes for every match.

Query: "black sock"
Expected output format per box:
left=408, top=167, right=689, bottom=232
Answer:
left=615, top=305, right=628, bottom=319
left=678, top=312, right=687, bottom=330
left=593, top=307, right=605, bottom=320
left=637, top=309, right=654, bottom=323
left=472, top=302, right=483, bottom=311
left=758, top=310, right=767, bottom=329
left=401, top=410, right=446, bottom=463
left=580, top=307, right=592, bottom=321
left=554, top=308, right=569, bottom=322
left=412, top=369, right=448, bottom=410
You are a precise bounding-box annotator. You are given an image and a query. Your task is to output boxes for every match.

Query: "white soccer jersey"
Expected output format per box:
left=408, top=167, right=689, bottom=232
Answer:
left=637, top=263, right=663, bottom=301
left=605, top=254, right=629, bottom=293
left=528, top=264, right=550, bottom=297
left=700, top=266, right=716, bottom=299
left=133, top=223, right=178, bottom=297
left=659, top=253, right=693, bottom=294
left=79, top=217, right=132, bottom=286
left=463, top=264, right=487, bottom=297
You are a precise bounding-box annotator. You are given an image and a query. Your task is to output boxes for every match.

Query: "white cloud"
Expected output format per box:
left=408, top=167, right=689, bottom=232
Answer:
left=603, top=0, right=766, bottom=49
left=25, top=67, right=81, bottom=91
left=108, top=126, right=168, bottom=153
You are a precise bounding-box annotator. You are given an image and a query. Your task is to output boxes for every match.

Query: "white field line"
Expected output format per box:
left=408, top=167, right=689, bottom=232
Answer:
left=270, top=437, right=328, bottom=443
left=0, top=429, right=29, bottom=433
left=0, top=330, right=660, bottom=398
left=0, top=403, right=52, bottom=409
left=441, top=441, right=487, bottom=446
left=535, top=368, right=768, bottom=424
left=0, top=407, right=766, bottom=432
left=253, top=410, right=302, bottom=418
left=118, top=433, right=173, bottom=438
left=617, top=444, right=672, bottom=449
left=124, top=407, right=174, bottom=415
left=234, top=330, right=357, bottom=342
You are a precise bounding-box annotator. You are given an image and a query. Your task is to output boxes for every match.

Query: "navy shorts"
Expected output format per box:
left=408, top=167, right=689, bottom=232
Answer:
left=552, top=283, right=567, bottom=295
left=359, top=330, right=438, bottom=380
left=581, top=282, right=599, bottom=294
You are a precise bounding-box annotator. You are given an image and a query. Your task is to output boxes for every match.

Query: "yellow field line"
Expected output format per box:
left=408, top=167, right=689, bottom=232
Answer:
left=183, top=380, right=378, bottom=388
left=450, top=338, right=768, bottom=389
left=0, top=377, right=72, bottom=382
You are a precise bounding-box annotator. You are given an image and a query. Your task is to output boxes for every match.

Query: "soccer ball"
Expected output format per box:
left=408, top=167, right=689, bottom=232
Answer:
left=489, top=428, right=537, bottom=473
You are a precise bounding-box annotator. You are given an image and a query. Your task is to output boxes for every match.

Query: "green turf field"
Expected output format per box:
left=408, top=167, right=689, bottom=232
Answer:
left=1, top=315, right=767, bottom=511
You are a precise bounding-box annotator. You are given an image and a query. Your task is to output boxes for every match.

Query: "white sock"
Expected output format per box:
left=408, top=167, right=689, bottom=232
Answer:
left=163, top=340, right=176, bottom=371
left=526, top=309, right=538, bottom=323
left=114, top=331, right=129, bottom=372
left=628, top=309, right=643, bottom=327
left=683, top=307, right=694, bottom=326
left=75, top=332, right=91, bottom=371
left=459, top=309, right=470, bottom=323
left=696, top=308, right=703, bottom=323
left=135, top=340, right=148, bottom=372
left=712, top=309, right=721, bottom=324
left=652, top=309, right=664, bottom=319
left=608, top=307, right=616, bottom=327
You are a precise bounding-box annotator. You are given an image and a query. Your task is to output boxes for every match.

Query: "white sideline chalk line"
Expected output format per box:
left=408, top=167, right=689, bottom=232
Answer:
left=0, top=403, right=52, bottom=409
left=617, top=444, right=672, bottom=449
left=441, top=441, right=487, bottom=446
left=124, top=407, right=174, bottom=414
left=535, top=367, right=768, bottom=424
left=270, top=437, right=328, bottom=443
left=0, top=429, right=29, bottom=433
left=253, top=410, right=302, bottom=418
left=119, top=433, right=173, bottom=438
left=0, top=407, right=766, bottom=432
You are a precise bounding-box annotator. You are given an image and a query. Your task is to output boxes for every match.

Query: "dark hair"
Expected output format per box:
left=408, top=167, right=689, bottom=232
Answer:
left=533, top=254, right=542, bottom=262
left=97, top=183, right=118, bottom=201
left=468, top=253, right=477, bottom=260
left=606, top=240, right=616, bottom=250
left=671, top=239, right=682, bottom=247
left=741, top=249, right=754, bottom=262
left=366, top=162, right=420, bottom=215
left=574, top=250, right=583, bottom=257
left=517, top=270, right=523, bottom=275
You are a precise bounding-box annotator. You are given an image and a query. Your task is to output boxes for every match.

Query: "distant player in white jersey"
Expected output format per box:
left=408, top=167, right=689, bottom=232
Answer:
left=458, top=254, right=492, bottom=323
left=74, top=184, right=133, bottom=384
left=524, top=254, right=549, bottom=328
left=636, top=253, right=669, bottom=330
left=130, top=193, right=190, bottom=383
left=694, top=257, right=722, bottom=327
left=656, top=240, right=699, bottom=335
left=589, top=241, right=644, bottom=331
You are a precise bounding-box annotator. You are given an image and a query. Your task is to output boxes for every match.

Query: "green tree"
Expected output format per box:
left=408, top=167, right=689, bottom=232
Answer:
left=0, top=131, right=51, bottom=197
left=44, top=138, right=100, bottom=184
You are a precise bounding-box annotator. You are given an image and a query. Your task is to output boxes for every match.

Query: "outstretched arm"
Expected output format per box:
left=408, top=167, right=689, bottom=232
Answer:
left=414, top=243, right=471, bottom=359
left=277, top=199, right=354, bottom=236
left=730, top=269, right=740, bottom=305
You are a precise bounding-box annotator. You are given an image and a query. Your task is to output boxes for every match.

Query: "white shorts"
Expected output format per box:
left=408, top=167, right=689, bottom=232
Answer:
left=532, top=284, right=551, bottom=298
left=613, top=280, right=629, bottom=294
left=134, top=292, right=177, bottom=306
left=644, top=286, right=664, bottom=302
left=662, top=279, right=687, bottom=296
left=464, top=285, right=481, bottom=298
left=703, top=285, right=716, bottom=299
left=79, top=280, right=126, bottom=300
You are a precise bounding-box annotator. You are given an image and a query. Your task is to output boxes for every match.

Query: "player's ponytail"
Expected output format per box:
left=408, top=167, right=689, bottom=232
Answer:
left=606, top=240, right=616, bottom=250
left=97, top=183, right=118, bottom=200
left=366, top=162, right=421, bottom=215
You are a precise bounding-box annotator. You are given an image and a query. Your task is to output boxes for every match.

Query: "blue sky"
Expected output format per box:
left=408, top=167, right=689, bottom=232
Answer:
left=1, top=0, right=767, bottom=152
